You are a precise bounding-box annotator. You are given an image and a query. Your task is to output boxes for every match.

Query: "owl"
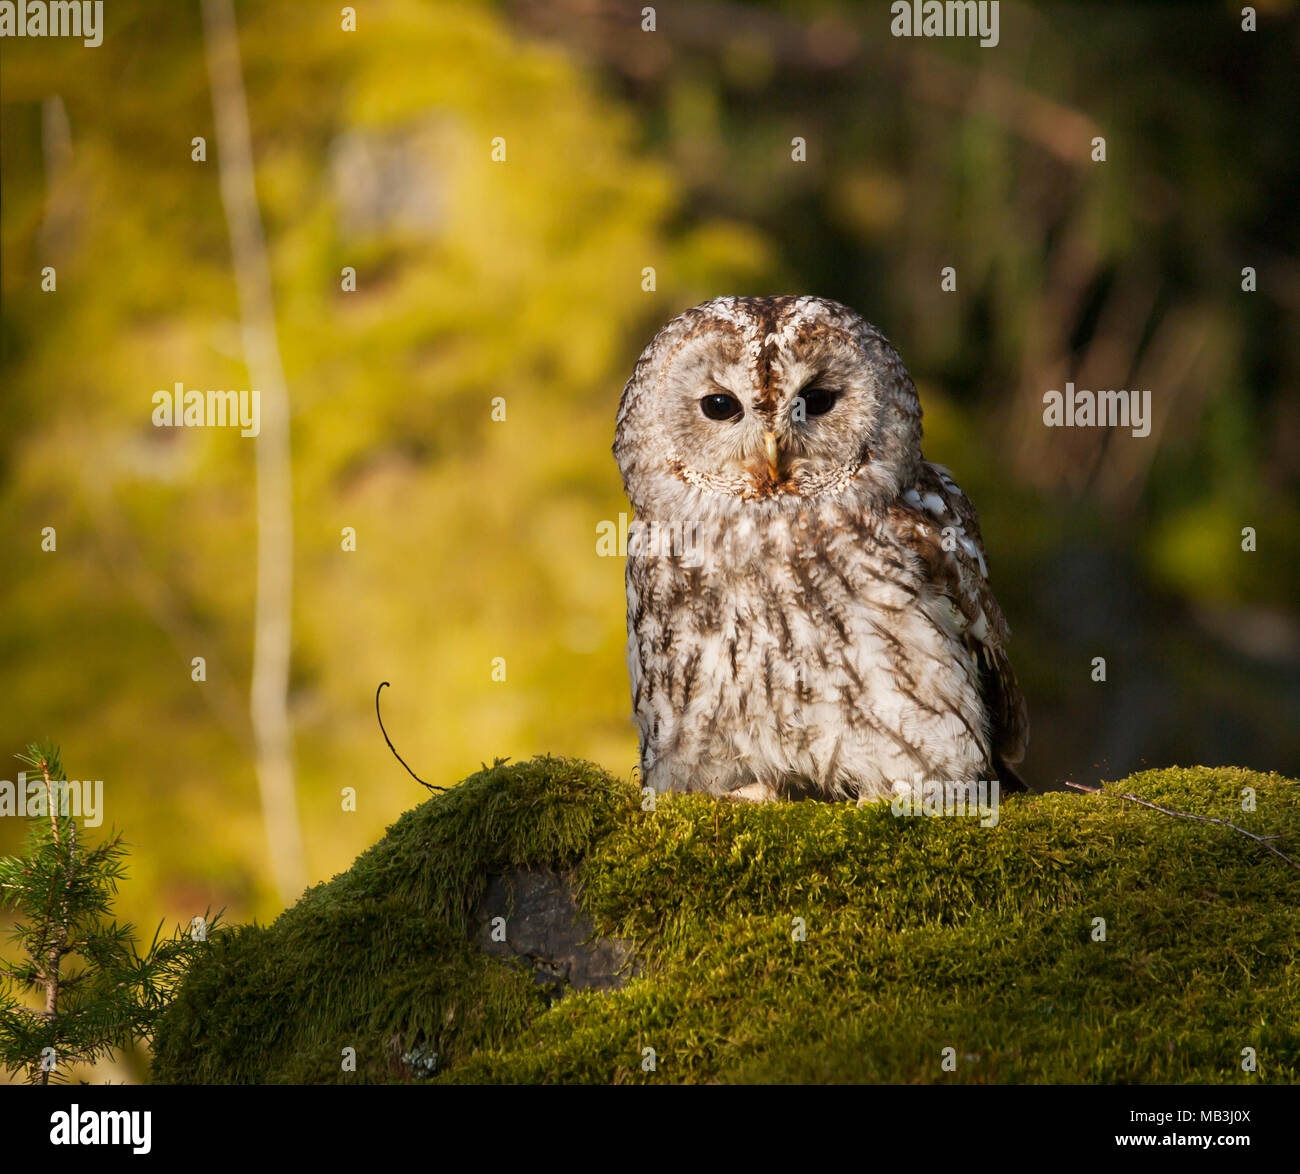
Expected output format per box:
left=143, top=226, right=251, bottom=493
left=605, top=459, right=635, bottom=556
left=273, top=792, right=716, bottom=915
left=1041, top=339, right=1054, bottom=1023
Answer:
left=613, top=295, right=1028, bottom=803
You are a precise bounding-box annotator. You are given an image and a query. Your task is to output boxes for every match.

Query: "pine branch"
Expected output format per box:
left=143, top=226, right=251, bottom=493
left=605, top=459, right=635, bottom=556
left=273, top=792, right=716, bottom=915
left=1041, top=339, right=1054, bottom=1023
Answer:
left=0, top=743, right=222, bottom=1083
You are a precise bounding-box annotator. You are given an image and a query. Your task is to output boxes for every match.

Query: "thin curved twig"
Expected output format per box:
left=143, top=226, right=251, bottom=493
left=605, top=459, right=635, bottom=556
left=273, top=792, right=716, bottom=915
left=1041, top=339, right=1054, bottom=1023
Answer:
left=375, top=682, right=448, bottom=792
left=1065, top=781, right=1299, bottom=872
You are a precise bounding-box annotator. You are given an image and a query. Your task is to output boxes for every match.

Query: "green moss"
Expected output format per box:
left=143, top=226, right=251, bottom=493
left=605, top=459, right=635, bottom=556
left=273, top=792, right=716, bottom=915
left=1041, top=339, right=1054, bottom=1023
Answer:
left=151, top=756, right=634, bottom=1083
left=152, top=762, right=1300, bottom=1084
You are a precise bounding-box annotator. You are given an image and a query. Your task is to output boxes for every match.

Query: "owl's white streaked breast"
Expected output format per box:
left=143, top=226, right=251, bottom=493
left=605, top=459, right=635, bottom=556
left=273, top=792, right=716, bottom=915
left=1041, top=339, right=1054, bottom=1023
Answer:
left=626, top=496, right=991, bottom=801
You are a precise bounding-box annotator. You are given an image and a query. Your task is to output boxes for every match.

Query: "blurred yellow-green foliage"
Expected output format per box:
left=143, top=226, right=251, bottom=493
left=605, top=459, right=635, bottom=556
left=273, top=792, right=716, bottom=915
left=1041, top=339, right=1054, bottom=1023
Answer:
left=2, top=0, right=768, bottom=926
left=2, top=0, right=1299, bottom=1078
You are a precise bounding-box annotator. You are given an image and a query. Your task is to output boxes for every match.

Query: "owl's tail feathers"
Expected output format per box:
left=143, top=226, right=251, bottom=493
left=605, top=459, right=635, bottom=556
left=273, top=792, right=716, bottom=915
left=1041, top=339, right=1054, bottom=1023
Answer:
left=993, top=755, right=1030, bottom=794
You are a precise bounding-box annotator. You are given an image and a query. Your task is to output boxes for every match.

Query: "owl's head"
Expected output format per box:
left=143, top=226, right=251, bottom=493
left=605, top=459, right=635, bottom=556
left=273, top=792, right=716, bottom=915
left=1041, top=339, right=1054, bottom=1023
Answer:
left=614, top=296, right=923, bottom=517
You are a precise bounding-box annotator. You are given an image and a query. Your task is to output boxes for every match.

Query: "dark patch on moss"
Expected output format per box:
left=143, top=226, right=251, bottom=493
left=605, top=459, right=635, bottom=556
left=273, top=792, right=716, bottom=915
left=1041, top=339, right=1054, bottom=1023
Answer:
left=152, top=762, right=1300, bottom=1084
left=475, top=867, right=637, bottom=996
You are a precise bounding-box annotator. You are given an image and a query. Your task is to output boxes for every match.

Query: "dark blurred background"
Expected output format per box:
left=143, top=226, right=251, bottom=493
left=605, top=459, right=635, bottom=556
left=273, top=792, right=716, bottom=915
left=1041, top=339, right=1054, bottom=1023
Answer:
left=2, top=0, right=1299, bottom=1076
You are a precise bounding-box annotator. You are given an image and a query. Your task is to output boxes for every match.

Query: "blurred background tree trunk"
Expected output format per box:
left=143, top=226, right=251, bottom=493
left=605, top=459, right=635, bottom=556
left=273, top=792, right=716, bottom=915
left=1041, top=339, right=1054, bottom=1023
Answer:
left=202, top=0, right=304, bottom=904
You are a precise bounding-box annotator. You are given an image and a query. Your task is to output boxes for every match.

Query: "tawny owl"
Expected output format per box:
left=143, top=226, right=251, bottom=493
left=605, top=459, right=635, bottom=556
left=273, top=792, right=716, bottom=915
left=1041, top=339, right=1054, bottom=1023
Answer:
left=613, top=295, right=1028, bottom=803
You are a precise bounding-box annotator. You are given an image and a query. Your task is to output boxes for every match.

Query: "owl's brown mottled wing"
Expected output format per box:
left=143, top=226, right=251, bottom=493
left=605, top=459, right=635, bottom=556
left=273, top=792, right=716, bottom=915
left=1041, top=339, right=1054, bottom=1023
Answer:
left=887, top=461, right=1030, bottom=790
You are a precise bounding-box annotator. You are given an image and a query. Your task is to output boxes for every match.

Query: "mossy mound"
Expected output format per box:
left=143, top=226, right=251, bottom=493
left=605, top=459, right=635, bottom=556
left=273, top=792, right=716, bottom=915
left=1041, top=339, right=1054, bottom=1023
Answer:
left=151, top=760, right=1300, bottom=1084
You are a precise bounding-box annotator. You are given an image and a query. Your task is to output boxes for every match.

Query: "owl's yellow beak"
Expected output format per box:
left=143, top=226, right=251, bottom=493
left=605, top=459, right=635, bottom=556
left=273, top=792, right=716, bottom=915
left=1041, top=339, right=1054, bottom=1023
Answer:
left=764, top=431, right=780, bottom=482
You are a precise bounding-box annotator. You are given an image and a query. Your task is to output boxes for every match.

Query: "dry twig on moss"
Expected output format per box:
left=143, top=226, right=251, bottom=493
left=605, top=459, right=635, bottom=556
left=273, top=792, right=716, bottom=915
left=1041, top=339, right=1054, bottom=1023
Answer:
left=1065, top=781, right=1300, bottom=872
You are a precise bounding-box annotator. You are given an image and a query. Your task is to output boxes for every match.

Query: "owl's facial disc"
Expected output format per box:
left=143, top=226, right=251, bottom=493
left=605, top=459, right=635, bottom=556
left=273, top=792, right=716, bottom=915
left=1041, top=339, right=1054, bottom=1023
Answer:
left=660, top=331, right=875, bottom=500
left=616, top=297, right=922, bottom=516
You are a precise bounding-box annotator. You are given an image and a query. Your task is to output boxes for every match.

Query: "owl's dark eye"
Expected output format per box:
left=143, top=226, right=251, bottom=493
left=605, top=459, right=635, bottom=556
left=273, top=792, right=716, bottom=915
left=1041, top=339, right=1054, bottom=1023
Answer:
left=700, top=392, right=743, bottom=421
left=799, top=387, right=839, bottom=417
